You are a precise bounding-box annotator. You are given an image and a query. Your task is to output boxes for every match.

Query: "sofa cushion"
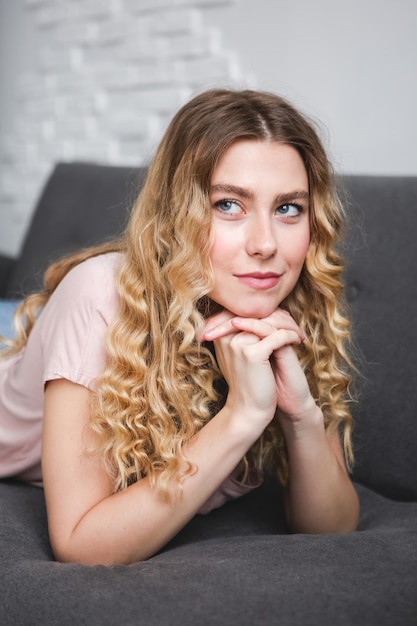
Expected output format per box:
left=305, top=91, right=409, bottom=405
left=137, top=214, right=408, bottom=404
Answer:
left=0, top=478, right=416, bottom=626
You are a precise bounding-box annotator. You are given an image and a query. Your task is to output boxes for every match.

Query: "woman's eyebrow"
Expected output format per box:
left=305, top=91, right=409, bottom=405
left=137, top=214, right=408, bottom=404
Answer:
left=210, top=184, right=309, bottom=205
left=210, top=183, right=254, bottom=199
left=274, top=190, right=310, bottom=205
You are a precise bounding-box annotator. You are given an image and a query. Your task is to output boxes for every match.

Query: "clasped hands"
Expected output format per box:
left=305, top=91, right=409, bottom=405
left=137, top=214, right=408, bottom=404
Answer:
left=202, top=308, right=317, bottom=432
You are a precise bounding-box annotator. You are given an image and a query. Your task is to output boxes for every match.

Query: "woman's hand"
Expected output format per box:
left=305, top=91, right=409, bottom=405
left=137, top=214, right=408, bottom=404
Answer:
left=203, top=310, right=360, bottom=535
left=232, top=316, right=315, bottom=428
left=202, top=309, right=306, bottom=432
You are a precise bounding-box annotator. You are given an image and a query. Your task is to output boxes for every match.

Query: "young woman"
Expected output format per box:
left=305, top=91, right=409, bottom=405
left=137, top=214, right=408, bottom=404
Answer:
left=0, top=88, right=359, bottom=565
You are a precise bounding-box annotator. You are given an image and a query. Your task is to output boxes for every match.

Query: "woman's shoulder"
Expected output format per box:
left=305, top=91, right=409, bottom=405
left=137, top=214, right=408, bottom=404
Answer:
left=65, top=252, right=123, bottom=285
left=59, top=252, right=122, bottom=295
left=47, top=252, right=124, bottom=321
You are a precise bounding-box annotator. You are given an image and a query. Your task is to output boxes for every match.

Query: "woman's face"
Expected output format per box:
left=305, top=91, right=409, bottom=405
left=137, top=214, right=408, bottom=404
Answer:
left=208, top=140, right=310, bottom=318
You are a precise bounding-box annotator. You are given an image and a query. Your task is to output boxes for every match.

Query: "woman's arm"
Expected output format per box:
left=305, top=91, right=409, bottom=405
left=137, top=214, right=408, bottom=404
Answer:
left=206, top=312, right=360, bottom=535
left=270, top=337, right=359, bottom=534
left=42, top=378, right=265, bottom=565
left=280, top=399, right=359, bottom=533
left=43, top=317, right=301, bottom=566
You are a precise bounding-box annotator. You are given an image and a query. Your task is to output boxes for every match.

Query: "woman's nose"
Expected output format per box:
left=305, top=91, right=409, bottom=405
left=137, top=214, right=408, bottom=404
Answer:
left=246, top=215, right=278, bottom=258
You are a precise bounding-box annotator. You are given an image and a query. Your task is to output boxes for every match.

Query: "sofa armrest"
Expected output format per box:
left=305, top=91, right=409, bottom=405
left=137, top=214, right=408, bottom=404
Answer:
left=0, top=254, right=16, bottom=298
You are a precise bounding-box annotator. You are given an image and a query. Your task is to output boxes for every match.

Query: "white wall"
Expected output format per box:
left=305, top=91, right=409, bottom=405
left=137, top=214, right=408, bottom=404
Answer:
left=0, top=0, right=42, bottom=256
left=1, top=0, right=416, bottom=258
left=0, top=0, right=243, bottom=257
left=204, top=0, right=417, bottom=176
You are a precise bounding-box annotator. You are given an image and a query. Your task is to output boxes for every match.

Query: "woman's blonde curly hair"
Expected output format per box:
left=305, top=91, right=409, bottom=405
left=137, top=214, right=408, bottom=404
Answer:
left=3, top=89, right=356, bottom=496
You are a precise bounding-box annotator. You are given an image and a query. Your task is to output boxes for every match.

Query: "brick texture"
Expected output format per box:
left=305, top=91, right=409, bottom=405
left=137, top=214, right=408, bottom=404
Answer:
left=0, top=0, right=242, bottom=256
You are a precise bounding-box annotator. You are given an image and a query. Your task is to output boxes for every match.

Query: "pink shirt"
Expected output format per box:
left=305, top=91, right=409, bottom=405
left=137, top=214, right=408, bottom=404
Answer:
left=0, top=253, right=261, bottom=511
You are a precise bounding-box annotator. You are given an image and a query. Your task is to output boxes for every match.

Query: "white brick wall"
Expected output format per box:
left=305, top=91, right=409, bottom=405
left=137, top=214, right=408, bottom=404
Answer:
left=0, top=0, right=243, bottom=257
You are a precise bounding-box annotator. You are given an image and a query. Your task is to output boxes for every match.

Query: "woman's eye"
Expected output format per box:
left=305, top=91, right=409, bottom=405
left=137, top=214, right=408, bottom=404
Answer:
left=276, top=203, right=302, bottom=217
left=214, top=199, right=241, bottom=215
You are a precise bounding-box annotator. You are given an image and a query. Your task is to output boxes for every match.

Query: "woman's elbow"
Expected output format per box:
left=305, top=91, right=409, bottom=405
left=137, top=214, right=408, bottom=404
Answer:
left=50, top=533, right=150, bottom=566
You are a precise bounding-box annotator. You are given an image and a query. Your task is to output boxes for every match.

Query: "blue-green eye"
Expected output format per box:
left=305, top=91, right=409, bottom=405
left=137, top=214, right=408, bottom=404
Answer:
left=215, top=199, right=241, bottom=215
left=276, top=203, right=302, bottom=217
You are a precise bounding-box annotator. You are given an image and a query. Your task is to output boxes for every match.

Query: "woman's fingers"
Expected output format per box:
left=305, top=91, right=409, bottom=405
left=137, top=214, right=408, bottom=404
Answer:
left=238, top=328, right=303, bottom=362
left=256, top=309, right=305, bottom=342
left=231, top=316, right=304, bottom=344
left=202, top=308, right=305, bottom=343
left=202, top=310, right=238, bottom=341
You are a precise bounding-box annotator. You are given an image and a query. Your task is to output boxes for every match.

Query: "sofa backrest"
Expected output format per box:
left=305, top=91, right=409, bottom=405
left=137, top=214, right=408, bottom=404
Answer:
left=342, top=175, right=417, bottom=501
left=5, top=162, right=417, bottom=501
left=6, top=162, right=145, bottom=297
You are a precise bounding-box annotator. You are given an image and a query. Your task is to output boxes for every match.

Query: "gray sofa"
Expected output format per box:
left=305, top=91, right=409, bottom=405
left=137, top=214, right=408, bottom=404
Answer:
left=0, top=163, right=416, bottom=625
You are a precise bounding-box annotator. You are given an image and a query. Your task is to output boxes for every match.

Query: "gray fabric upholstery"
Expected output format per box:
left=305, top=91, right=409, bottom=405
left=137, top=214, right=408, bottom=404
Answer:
left=1, top=479, right=416, bottom=625
left=3, top=162, right=145, bottom=298
left=1, top=163, right=416, bottom=625
left=342, top=176, right=417, bottom=501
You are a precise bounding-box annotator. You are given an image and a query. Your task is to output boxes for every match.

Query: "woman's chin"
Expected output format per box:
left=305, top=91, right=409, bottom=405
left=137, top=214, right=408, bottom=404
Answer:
left=223, top=303, right=280, bottom=319
left=234, top=311, right=276, bottom=319
left=204, top=297, right=281, bottom=320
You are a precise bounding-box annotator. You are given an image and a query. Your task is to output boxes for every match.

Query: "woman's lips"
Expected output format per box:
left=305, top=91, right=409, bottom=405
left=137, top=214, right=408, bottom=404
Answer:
left=234, top=272, right=282, bottom=290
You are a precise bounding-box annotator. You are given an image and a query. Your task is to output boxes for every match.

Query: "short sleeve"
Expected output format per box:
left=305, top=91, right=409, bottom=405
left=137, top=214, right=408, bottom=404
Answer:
left=36, top=253, right=121, bottom=391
